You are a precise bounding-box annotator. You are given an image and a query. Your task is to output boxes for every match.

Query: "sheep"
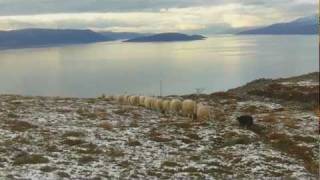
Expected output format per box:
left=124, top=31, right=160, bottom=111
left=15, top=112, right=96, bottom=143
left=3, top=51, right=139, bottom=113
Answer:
left=162, top=100, right=171, bottom=114
left=144, top=97, right=153, bottom=109
left=169, top=99, right=182, bottom=115
left=139, top=96, right=146, bottom=106
left=118, top=95, right=126, bottom=104
left=237, top=115, right=254, bottom=128
left=129, top=96, right=139, bottom=106
left=197, top=104, right=211, bottom=121
left=124, top=95, right=131, bottom=104
left=182, top=99, right=197, bottom=119
left=114, top=95, right=119, bottom=102
left=150, top=98, right=158, bottom=110
left=155, top=99, right=164, bottom=113
left=110, top=95, right=116, bottom=101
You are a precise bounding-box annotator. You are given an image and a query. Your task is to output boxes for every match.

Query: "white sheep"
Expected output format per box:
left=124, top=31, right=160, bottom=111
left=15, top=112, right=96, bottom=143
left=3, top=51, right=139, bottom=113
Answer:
left=113, top=95, right=119, bottom=102
left=144, top=97, right=153, bottom=109
left=129, top=96, right=139, bottom=106
left=155, top=99, right=164, bottom=112
left=124, top=95, right=131, bottom=104
left=169, top=99, right=182, bottom=115
left=182, top=99, right=197, bottom=119
left=197, top=104, right=211, bottom=121
left=162, top=100, right=171, bottom=114
left=139, top=96, right=146, bottom=106
left=133, top=96, right=140, bottom=106
left=150, top=98, right=158, bottom=110
left=118, top=95, right=126, bottom=104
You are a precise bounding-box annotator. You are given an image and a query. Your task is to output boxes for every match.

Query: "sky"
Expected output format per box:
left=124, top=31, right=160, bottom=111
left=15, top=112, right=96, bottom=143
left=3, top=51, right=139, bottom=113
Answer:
left=0, top=0, right=317, bottom=33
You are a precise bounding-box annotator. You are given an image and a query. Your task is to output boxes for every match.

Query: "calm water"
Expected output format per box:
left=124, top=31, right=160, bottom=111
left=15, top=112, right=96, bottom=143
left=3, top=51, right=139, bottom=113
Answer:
left=0, top=35, right=318, bottom=97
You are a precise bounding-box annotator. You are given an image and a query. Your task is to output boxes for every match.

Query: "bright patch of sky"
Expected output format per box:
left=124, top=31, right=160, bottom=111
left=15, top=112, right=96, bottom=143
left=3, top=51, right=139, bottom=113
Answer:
left=0, top=0, right=317, bottom=32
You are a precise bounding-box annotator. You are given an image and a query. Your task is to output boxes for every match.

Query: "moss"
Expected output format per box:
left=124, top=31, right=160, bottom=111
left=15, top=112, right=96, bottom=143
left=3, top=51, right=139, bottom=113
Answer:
left=62, top=131, right=85, bottom=138
left=161, top=161, right=180, bottom=167
left=182, top=167, right=199, bottom=173
left=292, top=135, right=316, bottom=143
left=7, top=112, right=19, bottom=118
left=105, top=147, right=125, bottom=158
left=173, top=121, right=193, bottom=129
left=46, top=145, right=60, bottom=152
left=13, top=153, right=49, bottom=165
left=127, top=138, right=142, bottom=146
left=118, top=160, right=131, bottom=168
left=189, top=155, right=201, bottom=161
left=180, top=138, right=194, bottom=144
left=150, top=135, right=172, bottom=142
left=40, top=166, right=57, bottom=172
left=223, top=136, right=253, bottom=147
left=57, top=171, right=70, bottom=178
left=186, top=133, right=201, bottom=140
left=62, top=138, right=86, bottom=146
left=78, top=155, right=95, bottom=165
left=7, top=120, right=36, bottom=131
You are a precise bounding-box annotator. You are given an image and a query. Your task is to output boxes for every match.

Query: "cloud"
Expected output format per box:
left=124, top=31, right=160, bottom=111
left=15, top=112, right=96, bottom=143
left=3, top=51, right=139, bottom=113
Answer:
left=0, top=1, right=317, bottom=32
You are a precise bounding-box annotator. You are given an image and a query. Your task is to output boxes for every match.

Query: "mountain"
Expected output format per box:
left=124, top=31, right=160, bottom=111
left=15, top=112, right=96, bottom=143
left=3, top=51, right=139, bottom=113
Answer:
left=0, top=28, right=114, bottom=50
left=99, top=31, right=153, bottom=40
left=125, top=33, right=206, bottom=42
left=238, top=15, right=318, bottom=35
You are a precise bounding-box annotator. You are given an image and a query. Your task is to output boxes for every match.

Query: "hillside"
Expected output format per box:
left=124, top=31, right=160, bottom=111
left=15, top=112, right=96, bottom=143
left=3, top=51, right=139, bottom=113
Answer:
left=0, top=29, right=114, bottom=50
left=0, top=72, right=318, bottom=179
left=125, top=33, right=206, bottom=42
left=238, top=15, right=318, bottom=35
left=99, top=31, right=152, bottom=40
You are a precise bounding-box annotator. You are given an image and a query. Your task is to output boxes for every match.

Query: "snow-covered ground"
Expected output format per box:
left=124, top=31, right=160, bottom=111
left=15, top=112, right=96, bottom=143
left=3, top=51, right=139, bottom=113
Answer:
left=0, top=92, right=318, bottom=179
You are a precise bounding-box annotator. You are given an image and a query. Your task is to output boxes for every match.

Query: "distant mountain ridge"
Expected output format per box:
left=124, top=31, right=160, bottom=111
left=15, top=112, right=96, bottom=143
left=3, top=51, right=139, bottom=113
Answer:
left=238, top=15, right=318, bottom=35
left=125, top=33, right=206, bottom=42
left=0, top=28, right=114, bottom=49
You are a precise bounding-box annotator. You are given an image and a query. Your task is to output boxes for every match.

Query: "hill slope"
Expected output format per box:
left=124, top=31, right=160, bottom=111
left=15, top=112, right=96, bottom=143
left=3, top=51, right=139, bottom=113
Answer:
left=0, top=29, right=114, bottom=49
left=125, top=33, right=206, bottom=42
left=99, top=31, right=152, bottom=40
left=238, top=15, right=318, bottom=35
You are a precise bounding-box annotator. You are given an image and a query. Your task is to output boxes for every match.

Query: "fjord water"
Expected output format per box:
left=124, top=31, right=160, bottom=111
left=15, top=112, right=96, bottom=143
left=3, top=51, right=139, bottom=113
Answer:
left=0, top=35, right=317, bottom=97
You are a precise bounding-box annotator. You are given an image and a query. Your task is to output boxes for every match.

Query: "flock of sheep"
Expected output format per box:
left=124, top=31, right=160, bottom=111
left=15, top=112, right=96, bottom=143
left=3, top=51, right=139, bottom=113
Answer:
left=109, top=95, right=212, bottom=121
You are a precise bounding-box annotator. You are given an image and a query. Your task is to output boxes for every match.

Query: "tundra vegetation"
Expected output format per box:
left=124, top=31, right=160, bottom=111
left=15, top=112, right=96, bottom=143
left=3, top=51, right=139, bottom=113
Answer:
left=0, top=72, right=318, bottom=179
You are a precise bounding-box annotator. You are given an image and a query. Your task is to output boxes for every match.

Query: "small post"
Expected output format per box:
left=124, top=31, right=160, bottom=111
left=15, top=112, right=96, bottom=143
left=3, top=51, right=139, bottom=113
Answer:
left=160, top=80, right=163, bottom=97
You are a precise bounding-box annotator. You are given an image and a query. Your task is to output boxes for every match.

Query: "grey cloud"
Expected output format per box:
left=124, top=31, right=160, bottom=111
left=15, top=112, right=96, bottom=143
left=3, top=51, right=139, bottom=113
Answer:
left=0, top=0, right=316, bottom=16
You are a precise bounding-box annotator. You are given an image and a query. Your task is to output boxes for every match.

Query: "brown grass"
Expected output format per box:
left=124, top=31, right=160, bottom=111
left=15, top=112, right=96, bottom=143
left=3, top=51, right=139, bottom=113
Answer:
left=149, top=129, right=172, bottom=142
left=76, top=108, right=98, bottom=119
left=261, top=114, right=278, bottom=123
left=99, top=121, right=113, bottom=131
left=266, top=132, right=318, bottom=174
left=282, top=118, right=299, bottom=129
